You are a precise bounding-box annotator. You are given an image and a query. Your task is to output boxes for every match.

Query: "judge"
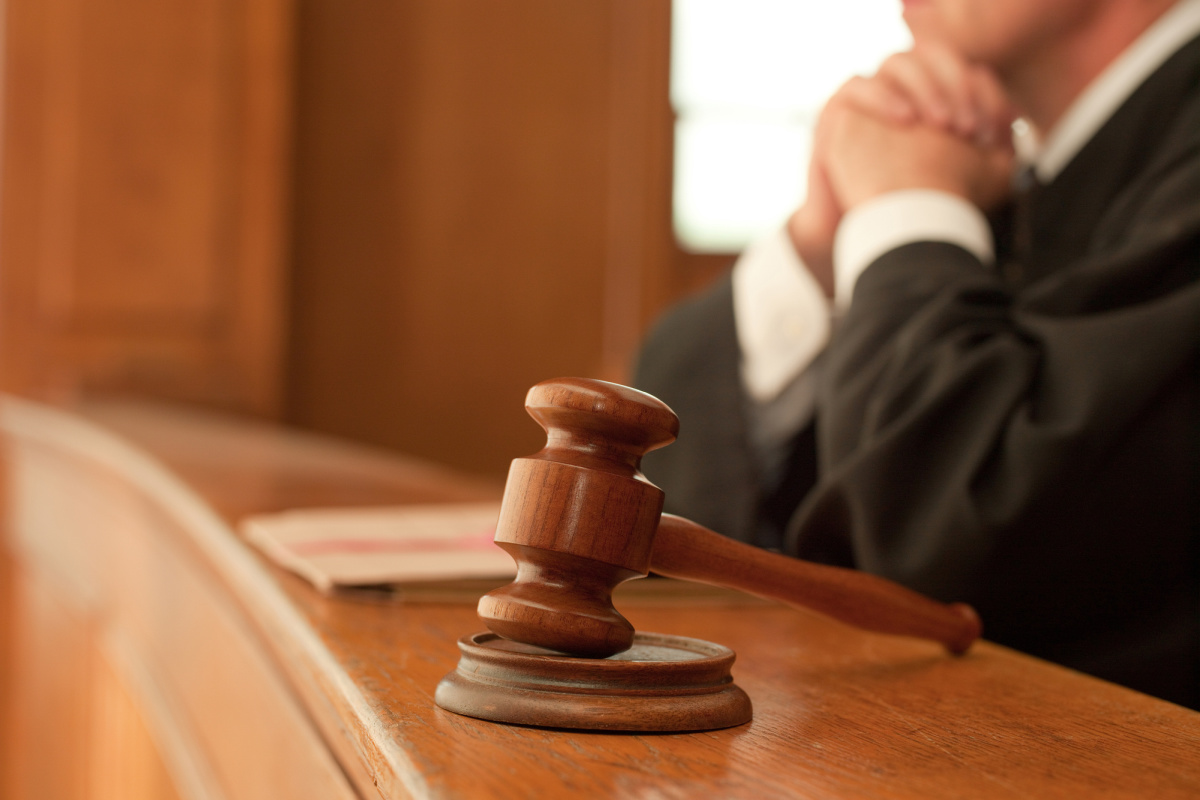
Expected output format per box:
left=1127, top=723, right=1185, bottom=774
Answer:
left=636, top=0, right=1200, bottom=708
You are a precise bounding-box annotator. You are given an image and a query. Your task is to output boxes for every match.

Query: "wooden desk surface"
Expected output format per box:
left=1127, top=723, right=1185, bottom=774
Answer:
left=4, top=397, right=1199, bottom=799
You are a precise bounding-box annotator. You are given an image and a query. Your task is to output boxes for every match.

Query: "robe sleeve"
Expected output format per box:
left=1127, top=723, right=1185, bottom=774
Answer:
left=788, top=154, right=1200, bottom=618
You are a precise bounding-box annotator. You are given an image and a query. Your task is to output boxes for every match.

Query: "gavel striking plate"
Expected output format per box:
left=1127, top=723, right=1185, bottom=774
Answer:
left=434, top=378, right=981, bottom=732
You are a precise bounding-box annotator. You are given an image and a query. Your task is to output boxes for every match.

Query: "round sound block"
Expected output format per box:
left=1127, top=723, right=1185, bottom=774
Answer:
left=434, top=631, right=752, bottom=731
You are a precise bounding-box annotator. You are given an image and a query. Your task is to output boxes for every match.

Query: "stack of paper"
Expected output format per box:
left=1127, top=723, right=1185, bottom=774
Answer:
left=242, top=502, right=514, bottom=592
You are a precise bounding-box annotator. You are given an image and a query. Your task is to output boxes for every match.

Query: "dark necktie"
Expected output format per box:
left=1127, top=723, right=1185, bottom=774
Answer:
left=1003, top=164, right=1041, bottom=285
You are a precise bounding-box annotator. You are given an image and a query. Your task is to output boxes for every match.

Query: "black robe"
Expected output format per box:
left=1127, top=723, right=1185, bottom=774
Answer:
left=635, top=35, right=1200, bottom=708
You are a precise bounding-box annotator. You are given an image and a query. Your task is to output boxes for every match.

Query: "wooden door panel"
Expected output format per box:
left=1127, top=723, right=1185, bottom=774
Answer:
left=0, top=0, right=292, bottom=416
left=69, top=0, right=230, bottom=325
left=287, top=0, right=689, bottom=476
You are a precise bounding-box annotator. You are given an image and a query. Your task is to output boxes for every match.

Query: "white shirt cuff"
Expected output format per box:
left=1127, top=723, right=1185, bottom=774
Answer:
left=732, top=226, right=833, bottom=403
left=833, top=189, right=994, bottom=311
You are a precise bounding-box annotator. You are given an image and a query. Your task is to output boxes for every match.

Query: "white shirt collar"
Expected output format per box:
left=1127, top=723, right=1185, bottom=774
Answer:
left=1013, top=0, right=1200, bottom=182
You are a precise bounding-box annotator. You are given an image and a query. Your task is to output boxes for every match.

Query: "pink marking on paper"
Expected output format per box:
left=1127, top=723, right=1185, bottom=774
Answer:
left=289, top=526, right=498, bottom=557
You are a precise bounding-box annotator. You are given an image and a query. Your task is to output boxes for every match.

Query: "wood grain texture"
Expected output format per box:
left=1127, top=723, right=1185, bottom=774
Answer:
left=653, top=514, right=981, bottom=654
left=0, top=0, right=723, bottom=480
left=434, top=631, right=752, bottom=732
left=269, top=573, right=1200, bottom=799
left=5, top=398, right=1200, bottom=799
left=286, top=0, right=702, bottom=476
left=3, top=399, right=361, bottom=800
left=481, top=378, right=678, bottom=656
left=2, top=562, right=95, bottom=800
left=0, top=0, right=293, bottom=414
left=0, top=538, right=188, bottom=800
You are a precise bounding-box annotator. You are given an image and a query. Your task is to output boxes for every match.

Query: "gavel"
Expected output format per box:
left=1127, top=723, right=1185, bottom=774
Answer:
left=476, top=377, right=981, bottom=658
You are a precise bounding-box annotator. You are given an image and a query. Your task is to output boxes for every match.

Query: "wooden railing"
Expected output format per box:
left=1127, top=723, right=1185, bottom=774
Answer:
left=1, top=396, right=1197, bottom=799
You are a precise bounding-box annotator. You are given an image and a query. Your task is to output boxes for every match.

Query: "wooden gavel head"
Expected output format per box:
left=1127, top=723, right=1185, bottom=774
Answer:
left=477, top=377, right=678, bottom=658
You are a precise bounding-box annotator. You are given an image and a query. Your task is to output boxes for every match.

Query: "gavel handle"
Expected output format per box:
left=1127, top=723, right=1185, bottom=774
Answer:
left=651, top=514, right=982, bottom=654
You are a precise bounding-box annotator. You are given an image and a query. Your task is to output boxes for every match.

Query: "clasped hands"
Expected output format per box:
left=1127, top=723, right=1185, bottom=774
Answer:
left=790, top=43, right=1018, bottom=296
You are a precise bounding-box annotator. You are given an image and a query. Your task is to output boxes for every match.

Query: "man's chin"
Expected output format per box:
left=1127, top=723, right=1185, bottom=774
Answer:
left=902, top=4, right=947, bottom=46
left=903, top=6, right=984, bottom=66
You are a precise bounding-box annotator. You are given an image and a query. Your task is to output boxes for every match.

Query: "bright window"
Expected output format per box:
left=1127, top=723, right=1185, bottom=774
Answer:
left=671, top=0, right=912, bottom=251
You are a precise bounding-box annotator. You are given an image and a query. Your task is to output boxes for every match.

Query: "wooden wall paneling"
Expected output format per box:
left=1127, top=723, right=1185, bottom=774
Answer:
left=0, top=0, right=53, bottom=400
left=0, top=0, right=293, bottom=416
left=286, top=0, right=690, bottom=477
left=88, top=647, right=186, bottom=800
left=3, top=565, right=96, bottom=800
left=0, top=463, right=13, bottom=797
left=600, top=0, right=675, bottom=380
left=1, top=412, right=362, bottom=800
left=0, top=562, right=185, bottom=800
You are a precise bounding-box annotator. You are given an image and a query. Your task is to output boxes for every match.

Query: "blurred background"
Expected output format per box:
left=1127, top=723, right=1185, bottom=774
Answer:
left=0, top=0, right=906, bottom=478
